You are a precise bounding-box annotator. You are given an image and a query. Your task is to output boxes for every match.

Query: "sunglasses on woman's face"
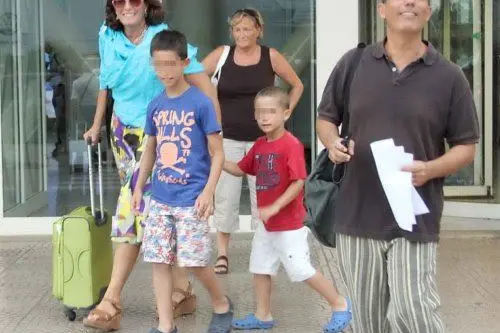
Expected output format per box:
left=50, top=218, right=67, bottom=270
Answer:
left=112, top=0, right=143, bottom=10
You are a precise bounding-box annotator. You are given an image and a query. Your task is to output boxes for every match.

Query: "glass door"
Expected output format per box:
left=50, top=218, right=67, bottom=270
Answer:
left=0, top=0, right=47, bottom=217
left=429, top=0, right=493, bottom=196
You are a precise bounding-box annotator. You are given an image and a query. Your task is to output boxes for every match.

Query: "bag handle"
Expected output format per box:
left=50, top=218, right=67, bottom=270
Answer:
left=211, top=45, right=230, bottom=85
left=86, top=139, right=105, bottom=224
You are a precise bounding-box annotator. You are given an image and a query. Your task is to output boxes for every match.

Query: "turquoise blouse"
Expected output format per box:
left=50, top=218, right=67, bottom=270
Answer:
left=98, top=23, right=205, bottom=128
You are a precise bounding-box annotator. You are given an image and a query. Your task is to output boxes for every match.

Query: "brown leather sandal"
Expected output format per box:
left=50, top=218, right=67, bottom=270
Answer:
left=173, top=282, right=197, bottom=317
left=83, top=298, right=122, bottom=332
left=214, top=255, right=229, bottom=275
left=155, top=281, right=197, bottom=319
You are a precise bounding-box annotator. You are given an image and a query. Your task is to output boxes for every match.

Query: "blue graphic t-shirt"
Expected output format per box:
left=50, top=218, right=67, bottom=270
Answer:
left=145, top=86, right=221, bottom=206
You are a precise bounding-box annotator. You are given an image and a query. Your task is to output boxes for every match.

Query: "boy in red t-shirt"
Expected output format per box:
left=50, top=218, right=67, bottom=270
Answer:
left=223, top=87, right=352, bottom=333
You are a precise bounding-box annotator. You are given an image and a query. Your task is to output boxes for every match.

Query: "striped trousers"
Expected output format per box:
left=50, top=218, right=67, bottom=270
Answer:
left=337, top=234, right=445, bottom=333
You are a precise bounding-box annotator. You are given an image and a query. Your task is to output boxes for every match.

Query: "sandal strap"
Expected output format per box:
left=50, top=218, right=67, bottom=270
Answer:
left=172, top=281, right=193, bottom=298
left=88, top=304, right=121, bottom=322
left=215, top=256, right=229, bottom=269
left=88, top=309, right=112, bottom=321
left=102, top=298, right=123, bottom=311
left=216, top=255, right=228, bottom=264
left=172, top=281, right=194, bottom=307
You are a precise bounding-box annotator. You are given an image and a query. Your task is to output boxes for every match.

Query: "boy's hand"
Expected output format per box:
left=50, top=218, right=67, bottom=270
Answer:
left=131, top=189, right=143, bottom=216
left=259, top=204, right=280, bottom=223
left=195, top=190, right=214, bottom=221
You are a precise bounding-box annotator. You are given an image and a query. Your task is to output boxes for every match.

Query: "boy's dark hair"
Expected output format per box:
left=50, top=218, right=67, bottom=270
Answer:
left=150, top=30, right=188, bottom=59
left=255, top=86, right=290, bottom=110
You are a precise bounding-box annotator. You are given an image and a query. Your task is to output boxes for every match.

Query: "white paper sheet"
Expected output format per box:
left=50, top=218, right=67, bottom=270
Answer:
left=370, top=139, right=430, bottom=232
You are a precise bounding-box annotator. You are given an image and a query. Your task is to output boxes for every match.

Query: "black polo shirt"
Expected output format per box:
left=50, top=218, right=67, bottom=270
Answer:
left=318, top=41, right=480, bottom=242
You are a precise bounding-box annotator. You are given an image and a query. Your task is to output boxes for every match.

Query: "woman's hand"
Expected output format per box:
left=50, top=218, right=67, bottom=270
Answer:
left=83, top=125, right=101, bottom=145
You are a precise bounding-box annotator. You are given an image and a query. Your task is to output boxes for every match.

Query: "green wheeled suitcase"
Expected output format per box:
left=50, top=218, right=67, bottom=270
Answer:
left=52, top=141, right=113, bottom=321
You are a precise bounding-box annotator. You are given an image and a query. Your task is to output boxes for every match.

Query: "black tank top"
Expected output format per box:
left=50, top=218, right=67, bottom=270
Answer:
left=217, top=45, right=275, bottom=141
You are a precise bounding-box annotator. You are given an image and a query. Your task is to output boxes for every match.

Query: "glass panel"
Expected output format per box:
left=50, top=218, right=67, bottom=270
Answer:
left=429, top=0, right=484, bottom=186
left=20, top=0, right=44, bottom=201
left=41, top=0, right=116, bottom=217
left=1, top=0, right=46, bottom=216
left=1, top=0, right=316, bottom=217
left=0, top=0, right=18, bottom=211
left=495, top=0, right=500, bottom=150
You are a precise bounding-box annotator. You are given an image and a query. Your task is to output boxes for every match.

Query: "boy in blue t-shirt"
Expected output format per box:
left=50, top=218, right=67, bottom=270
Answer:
left=131, top=30, right=233, bottom=333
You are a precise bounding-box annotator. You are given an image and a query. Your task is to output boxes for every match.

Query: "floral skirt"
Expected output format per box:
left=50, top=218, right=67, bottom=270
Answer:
left=110, top=113, right=151, bottom=244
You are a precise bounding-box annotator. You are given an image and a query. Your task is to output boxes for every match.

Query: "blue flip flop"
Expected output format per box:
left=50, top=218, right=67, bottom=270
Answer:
left=323, top=298, right=353, bottom=333
left=232, top=313, right=275, bottom=330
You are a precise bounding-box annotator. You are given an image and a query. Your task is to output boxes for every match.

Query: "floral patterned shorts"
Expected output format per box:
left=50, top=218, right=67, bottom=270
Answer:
left=142, top=199, right=212, bottom=267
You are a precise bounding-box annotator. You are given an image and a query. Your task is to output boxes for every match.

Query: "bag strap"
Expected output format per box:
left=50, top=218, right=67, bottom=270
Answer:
left=339, top=42, right=366, bottom=137
left=211, top=45, right=230, bottom=83
left=331, top=43, right=366, bottom=182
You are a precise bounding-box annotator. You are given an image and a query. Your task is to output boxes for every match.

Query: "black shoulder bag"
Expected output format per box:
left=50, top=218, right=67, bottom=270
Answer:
left=304, top=43, right=366, bottom=248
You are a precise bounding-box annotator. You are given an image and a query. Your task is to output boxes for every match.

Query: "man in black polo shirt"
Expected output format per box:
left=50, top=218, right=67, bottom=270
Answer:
left=317, top=0, right=479, bottom=332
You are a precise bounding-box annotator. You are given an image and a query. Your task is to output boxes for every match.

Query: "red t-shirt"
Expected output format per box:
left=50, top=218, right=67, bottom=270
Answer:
left=238, top=131, right=307, bottom=232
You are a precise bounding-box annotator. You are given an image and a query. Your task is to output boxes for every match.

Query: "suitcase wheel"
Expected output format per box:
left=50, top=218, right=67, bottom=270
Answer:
left=64, top=307, right=76, bottom=321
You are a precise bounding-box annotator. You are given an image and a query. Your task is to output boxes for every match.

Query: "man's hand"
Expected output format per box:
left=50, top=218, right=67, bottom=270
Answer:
left=195, top=190, right=214, bottom=221
left=131, top=189, right=143, bottom=216
left=327, top=137, right=355, bottom=164
left=402, top=161, right=431, bottom=187
left=259, top=204, right=280, bottom=223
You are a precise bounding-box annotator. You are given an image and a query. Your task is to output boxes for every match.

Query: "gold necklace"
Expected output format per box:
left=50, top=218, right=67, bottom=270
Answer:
left=129, top=24, right=147, bottom=44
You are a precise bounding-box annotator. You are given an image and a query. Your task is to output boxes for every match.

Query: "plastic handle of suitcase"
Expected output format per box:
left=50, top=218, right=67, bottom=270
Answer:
left=87, top=139, right=106, bottom=225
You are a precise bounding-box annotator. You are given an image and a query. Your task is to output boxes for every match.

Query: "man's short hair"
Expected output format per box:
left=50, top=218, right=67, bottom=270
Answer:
left=255, top=86, right=290, bottom=110
left=150, top=30, right=188, bottom=59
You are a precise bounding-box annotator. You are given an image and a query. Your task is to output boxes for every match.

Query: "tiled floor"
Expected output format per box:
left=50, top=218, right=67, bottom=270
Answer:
left=0, top=232, right=499, bottom=333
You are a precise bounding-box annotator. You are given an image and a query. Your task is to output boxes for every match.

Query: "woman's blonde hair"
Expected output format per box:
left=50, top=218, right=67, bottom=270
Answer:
left=229, top=8, right=264, bottom=39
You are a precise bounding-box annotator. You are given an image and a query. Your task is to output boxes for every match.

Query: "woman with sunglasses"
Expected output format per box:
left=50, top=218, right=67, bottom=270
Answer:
left=203, top=8, right=304, bottom=275
left=82, top=0, right=220, bottom=330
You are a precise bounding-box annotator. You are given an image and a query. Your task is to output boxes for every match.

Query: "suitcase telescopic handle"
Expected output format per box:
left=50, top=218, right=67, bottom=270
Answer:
left=86, top=138, right=105, bottom=223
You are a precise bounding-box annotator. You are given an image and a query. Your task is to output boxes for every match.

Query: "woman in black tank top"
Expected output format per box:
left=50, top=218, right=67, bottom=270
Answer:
left=203, top=8, right=304, bottom=274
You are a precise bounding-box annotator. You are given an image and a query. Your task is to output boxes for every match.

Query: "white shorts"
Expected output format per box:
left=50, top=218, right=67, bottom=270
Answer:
left=249, top=223, right=316, bottom=282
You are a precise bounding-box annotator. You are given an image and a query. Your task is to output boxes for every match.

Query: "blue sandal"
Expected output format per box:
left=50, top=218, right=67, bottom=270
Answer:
left=323, top=299, right=352, bottom=333
left=232, top=313, right=275, bottom=330
left=207, top=296, right=234, bottom=333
